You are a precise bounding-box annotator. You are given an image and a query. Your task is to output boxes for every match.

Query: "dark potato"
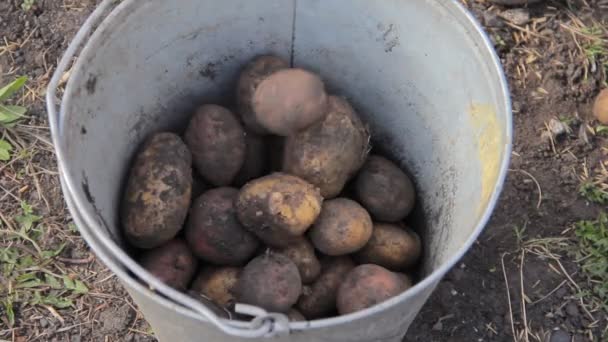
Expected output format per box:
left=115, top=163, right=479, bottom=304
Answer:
left=355, top=155, right=416, bottom=222
left=191, top=267, right=240, bottom=308
left=236, top=253, right=302, bottom=313
left=236, top=173, right=323, bottom=247
left=271, top=236, right=321, bottom=284
left=337, top=264, right=406, bottom=315
left=139, top=239, right=197, bottom=291
left=296, top=256, right=355, bottom=319
left=287, top=309, right=306, bottom=322
left=252, top=68, right=329, bottom=136
left=122, top=132, right=192, bottom=249
left=233, top=131, right=268, bottom=187
left=185, top=187, right=259, bottom=265
left=309, top=198, right=373, bottom=256
left=283, top=96, right=370, bottom=198
left=355, top=224, right=422, bottom=270
left=237, top=55, right=289, bottom=134
left=184, top=104, right=246, bottom=186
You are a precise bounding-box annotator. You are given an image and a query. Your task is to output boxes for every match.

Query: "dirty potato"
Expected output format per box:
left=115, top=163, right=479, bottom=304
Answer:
left=184, top=104, right=246, bottom=186
left=236, top=254, right=302, bottom=313
left=236, top=173, right=323, bottom=247
left=122, top=132, right=192, bottom=249
left=186, top=187, right=259, bottom=266
left=271, top=236, right=321, bottom=284
left=138, top=239, right=198, bottom=291
left=237, top=55, right=289, bottom=134
left=287, top=309, right=306, bottom=322
left=355, top=155, right=416, bottom=222
left=309, top=198, right=373, bottom=256
left=233, top=131, right=268, bottom=187
left=252, top=68, right=329, bottom=136
left=191, top=267, right=240, bottom=308
left=355, top=224, right=422, bottom=270
left=283, top=96, right=370, bottom=198
left=296, top=256, right=355, bottom=319
left=336, top=264, right=406, bottom=315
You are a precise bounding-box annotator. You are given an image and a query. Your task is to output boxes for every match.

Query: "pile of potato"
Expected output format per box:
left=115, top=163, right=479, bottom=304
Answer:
left=121, top=55, right=422, bottom=320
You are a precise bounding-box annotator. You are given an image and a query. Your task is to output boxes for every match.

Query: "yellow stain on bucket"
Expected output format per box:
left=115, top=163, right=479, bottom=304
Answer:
left=469, top=103, right=502, bottom=217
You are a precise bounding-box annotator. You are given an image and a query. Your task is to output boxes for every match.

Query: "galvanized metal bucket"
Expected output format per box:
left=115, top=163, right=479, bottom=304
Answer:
left=46, top=0, right=512, bottom=341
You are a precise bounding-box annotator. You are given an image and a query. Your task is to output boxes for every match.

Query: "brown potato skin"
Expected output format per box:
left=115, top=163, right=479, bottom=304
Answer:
left=252, top=69, right=329, bottom=136
left=283, top=96, right=370, bottom=198
left=337, top=264, right=406, bottom=315
left=191, top=267, right=240, bottom=308
left=271, top=236, right=321, bottom=284
left=236, top=253, right=302, bottom=313
left=233, top=131, right=268, bottom=187
left=296, top=256, right=355, bottom=319
left=355, top=155, right=416, bottom=222
left=138, top=239, right=198, bottom=291
left=309, top=198, right=373, bottom=256
left=287, top=309, right=306, bottom=322
left=185, top=187, right=259, bottom=266
left=122, top=132, right=192, bottom=249
left=236, top=173, right=323, bottom=247
left=184, top=104, right=246, bottom=186
left=237, top=55, right=289, bottom=134
left=355, top=224, right=422, bottom=270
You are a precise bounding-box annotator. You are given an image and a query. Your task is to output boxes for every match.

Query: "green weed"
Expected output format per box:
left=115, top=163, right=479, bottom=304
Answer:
left=574, top=214, right=608, bottom=310
left=21, top=0, right=35, bottom=11
left=579, top=182, right=608, bottom=205
left=0, top=76, right=28, bottom=161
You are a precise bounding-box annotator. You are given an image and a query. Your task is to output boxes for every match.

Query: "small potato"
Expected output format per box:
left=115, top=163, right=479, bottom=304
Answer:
left=309, top=198, right=373, bottom=256
left=233, top=131, right=268, bottom=187
left=287, top=309, right=306, bottom=322
left=271, top=236, right=321, bottom=284
left=237, top=55, right=289, bottom=134
left=191, top=267, right=240, bottom=308
left=138, top=239, right=197, bottom=291
left=355, top=155, right=416, bottom=222
left=337, top=264, right=406, bottom=315
left=296, top=256, right=355, bottom=319
left=593, top=88, right=608, bottom=124
left=122, top=132, right=192, bottom=249
left=252, top=69, right=329, bottom=136
left=184, top=104, right=246, bottom=186
left=236, top=254, right=302, bottom=313
left=236, top=173, right=323, bottom=247
left=355, top=224, right=422, bottom=270
left=283, top=96, right=370, bottom=198
left=186, top=188, right=259, bottom=265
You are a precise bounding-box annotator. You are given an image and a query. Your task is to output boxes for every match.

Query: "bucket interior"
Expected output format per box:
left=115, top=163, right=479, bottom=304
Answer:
left=60, top=0, right=510, bottom=314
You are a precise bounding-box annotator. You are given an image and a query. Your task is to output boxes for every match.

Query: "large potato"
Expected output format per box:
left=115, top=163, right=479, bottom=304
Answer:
left=237, top=55, right=289, bottom=134
left=336, top=264, right=406, bottom=315
left=233, top=131, right=268, bottom=187
left=122, top=132, right=192, bottom=249
left=309, top=198, right=373, bottom=256
left=236, top=173, right=323, bottom=247
left=252, top=68, right=329, bottom=136
left=184, top=104, right=246, bottom=186
left=186, top=187, right=259, bottom=266
left=138, top=239, right=197, bottom=291
left=271, top=236, right=321, bottom=284
left=355, top=155, right=416, bottom=222
left=283, top=96, right=370, bottom=198
left=236, top=253, right=302, bottom=313
left=355, top=224, right=422, bottom=270
left=296, top=256, right=355, bottom=319
left=191, top=267, right=240, bottom=308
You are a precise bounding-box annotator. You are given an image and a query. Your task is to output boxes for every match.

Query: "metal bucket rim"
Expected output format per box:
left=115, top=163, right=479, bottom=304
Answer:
left=51, top=0, right=512, bottom=333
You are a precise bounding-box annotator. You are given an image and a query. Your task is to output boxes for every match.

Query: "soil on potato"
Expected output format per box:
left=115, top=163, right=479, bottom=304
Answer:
left=1, top=0, right=607, bottom=341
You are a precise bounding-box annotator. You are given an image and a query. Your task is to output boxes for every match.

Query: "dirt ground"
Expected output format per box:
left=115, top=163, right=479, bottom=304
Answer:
left=0, top=0, right=607, bottom=341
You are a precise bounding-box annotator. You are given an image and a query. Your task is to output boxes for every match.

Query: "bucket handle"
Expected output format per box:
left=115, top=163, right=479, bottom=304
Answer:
left=46, top=0, right=290, bottom=338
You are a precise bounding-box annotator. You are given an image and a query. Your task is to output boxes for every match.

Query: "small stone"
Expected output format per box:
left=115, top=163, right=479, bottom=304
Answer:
left=500, top=9, right=530, bottom=26
left=548, top=118, right=571, bottom=137
left=71, top=336, right=81, bottom=342
left=483, top=12, right=503, bottom=28
left=432, top=321, right=443, bottom=331
left=565, top=302, right=579, bottom=317
left=550, top=330, right=570, bottom=342
left=39, top=318, right=48, bottom=328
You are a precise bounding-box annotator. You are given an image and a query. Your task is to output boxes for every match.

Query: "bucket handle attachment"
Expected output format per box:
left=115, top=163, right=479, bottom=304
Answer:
left=46, top=0, right=291, bottom=338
